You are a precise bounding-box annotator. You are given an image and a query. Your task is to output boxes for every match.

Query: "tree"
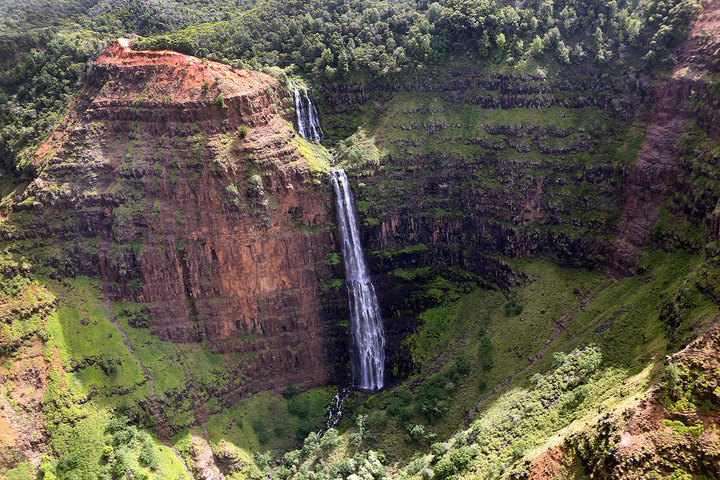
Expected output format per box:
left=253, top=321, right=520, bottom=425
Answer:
left=320, top=428, right=340, bottom=453
left=594, top=26, right=604, bottom=46
left=321, top=47, right=334, bottom=66
left=530, top=35, right=544, bottom=57
left=338, top=50, right=349, bottom=74
left=546, top=26, right=561, bottom=48
left=557, top=40, right=570, bottom=64
left=594, top=48, right=607, bottom=65
left=495, top=33, right=506, bottom=50
left=363, top=8, right=380, bottom=25
left=427, top=2, right=443, bottom=23
left=433, top=459, right=456, bottom=479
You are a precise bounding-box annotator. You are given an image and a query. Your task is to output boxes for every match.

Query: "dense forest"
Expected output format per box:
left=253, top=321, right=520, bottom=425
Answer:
left=0, top=0, right=699, bottom=172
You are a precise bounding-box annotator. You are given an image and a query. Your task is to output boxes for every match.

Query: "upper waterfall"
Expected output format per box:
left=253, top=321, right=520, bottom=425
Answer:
left=291, top=82, right=324, bottom=141
left=330, top=168, right=385, bottom=391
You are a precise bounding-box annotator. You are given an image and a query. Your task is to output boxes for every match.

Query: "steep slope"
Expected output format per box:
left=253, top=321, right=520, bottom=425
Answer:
left=519, top=321, right=720, bottom=479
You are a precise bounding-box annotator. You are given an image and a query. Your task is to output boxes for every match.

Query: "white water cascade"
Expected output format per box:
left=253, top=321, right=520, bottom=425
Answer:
left=330, top=168, right=385, bottom=391
left=291, top=82, right=324, bottom=141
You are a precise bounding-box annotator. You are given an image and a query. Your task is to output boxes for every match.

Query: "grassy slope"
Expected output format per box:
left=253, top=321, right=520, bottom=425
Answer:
left=0, top=271, right=336, bottom=479
left=344, top=249, right=717, bottom=470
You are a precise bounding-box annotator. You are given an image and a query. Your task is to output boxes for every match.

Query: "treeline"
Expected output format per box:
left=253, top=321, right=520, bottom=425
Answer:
left=133, top=0, right=699, bottom=81
left=0, top=0, right=701, bottom=172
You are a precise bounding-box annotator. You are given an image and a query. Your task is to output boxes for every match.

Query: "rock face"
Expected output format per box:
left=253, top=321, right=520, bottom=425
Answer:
left=610, top=0, right=720, bottom=277
left=315, top=68, right=646, bottom=288
left=7, top=39, right=339, bottom=393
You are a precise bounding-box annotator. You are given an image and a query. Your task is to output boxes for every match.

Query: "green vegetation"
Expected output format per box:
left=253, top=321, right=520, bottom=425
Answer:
left=130, top=0, right=698, bottom=82
left=293, top=135, right=332, bottom=174
left=323, top=249, right=719, bottom=469
left=336, top=128, right=380, bottom=168
left=0, top=0, right=717, bottom=478
left=0, top=0, right=700, bottom=172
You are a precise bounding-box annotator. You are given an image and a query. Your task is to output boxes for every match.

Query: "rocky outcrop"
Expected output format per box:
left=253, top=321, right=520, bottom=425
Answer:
left=3, top=40, right=340, bottom=395
left=515, top=320, right=720, bottom=479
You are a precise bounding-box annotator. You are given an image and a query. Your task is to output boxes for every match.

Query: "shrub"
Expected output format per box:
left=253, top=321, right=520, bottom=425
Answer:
left=289, top=399, right=309, bottom=418
left=320, top=428, right=340, bottom=452
left=504, top=300, right=523, bottom=316
left=450, top=446, right=473, bottom=470
left=255, top=452, right=270, bottom=469
left=397, top=407, right=414, bottom=422
left=409, top=424, right=426, bottom=441
left=301, top=432, right=320, bottom=456
left=56, top=454, right=78, bottom=473
left=430, top=442, right=448, bottom=457
left=350, top=414, right=367, bottom=447
left=416, top=376, right=450, bottom=422
left=138, top=441, right=158, bottom=470
left=106, top=416, right=130, bottom=434
left=215, top=93, right=225, bottom=107
left=433, top=458, right=456, bottom=479
left=283, top=449, right=301, bottom=466
left=237, top=124, right=249, bottom=138
left=110, top=451, right=129, bottom=478
left=455, top=356, right=471, bottom=376
left=101, top=445, right=113, bottom=460
left=663, top=363, right=681, bottom=395
left=276, top=466, right=291, bottom=480
left=511, top=441, right=527, bottom=460
left=406, top=458, right=426, bottom=476
left=328, top=457, right=356, bottom=478
left=398, top=390, right=413, bottom=404
left=112, top=429, right=133, bottom=446
left=282, top=385, right=297, bottom=398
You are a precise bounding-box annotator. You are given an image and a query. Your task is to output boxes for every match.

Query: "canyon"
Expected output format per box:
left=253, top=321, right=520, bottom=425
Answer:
left=0, top=0, right=719, bottom=477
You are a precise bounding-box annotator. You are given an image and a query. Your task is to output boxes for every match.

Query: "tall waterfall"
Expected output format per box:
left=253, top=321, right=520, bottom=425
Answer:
left=291, top=82, right=324, bottom=141
left=330, top=168, right=385, bottom=391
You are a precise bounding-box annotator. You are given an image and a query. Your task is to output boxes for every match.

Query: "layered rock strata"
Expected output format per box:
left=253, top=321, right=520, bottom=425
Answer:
left=5, top=39, right=339, bottom=393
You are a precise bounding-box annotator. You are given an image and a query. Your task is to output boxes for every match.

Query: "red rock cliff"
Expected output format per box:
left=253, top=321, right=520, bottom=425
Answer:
left=12, top=39, right=338, bottom=394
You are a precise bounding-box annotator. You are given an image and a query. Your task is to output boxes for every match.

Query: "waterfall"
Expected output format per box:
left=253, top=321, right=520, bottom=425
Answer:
left=330, top=168, right=385, bottom=391
left=318, top=387, right=351, bottom=435
left=291, top=82, right=324, bottom=141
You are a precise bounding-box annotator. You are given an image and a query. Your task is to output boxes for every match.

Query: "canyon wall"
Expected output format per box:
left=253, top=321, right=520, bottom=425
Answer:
left=316, top=69, right=647, bottom=284
left=2, top=40, right=342, bottom=395
left=611, top=0, right=720, bottom=277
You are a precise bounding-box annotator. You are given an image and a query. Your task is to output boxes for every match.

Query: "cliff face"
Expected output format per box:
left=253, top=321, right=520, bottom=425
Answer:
left=610, top=0, right=720, bottom=277
left=5, top=39, right=338, bottom=394
left=315, top=69, right=647, bottom=293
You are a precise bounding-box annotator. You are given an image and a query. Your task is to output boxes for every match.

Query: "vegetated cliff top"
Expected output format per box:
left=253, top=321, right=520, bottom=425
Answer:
left=93, top=38, right=278, bottom=104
